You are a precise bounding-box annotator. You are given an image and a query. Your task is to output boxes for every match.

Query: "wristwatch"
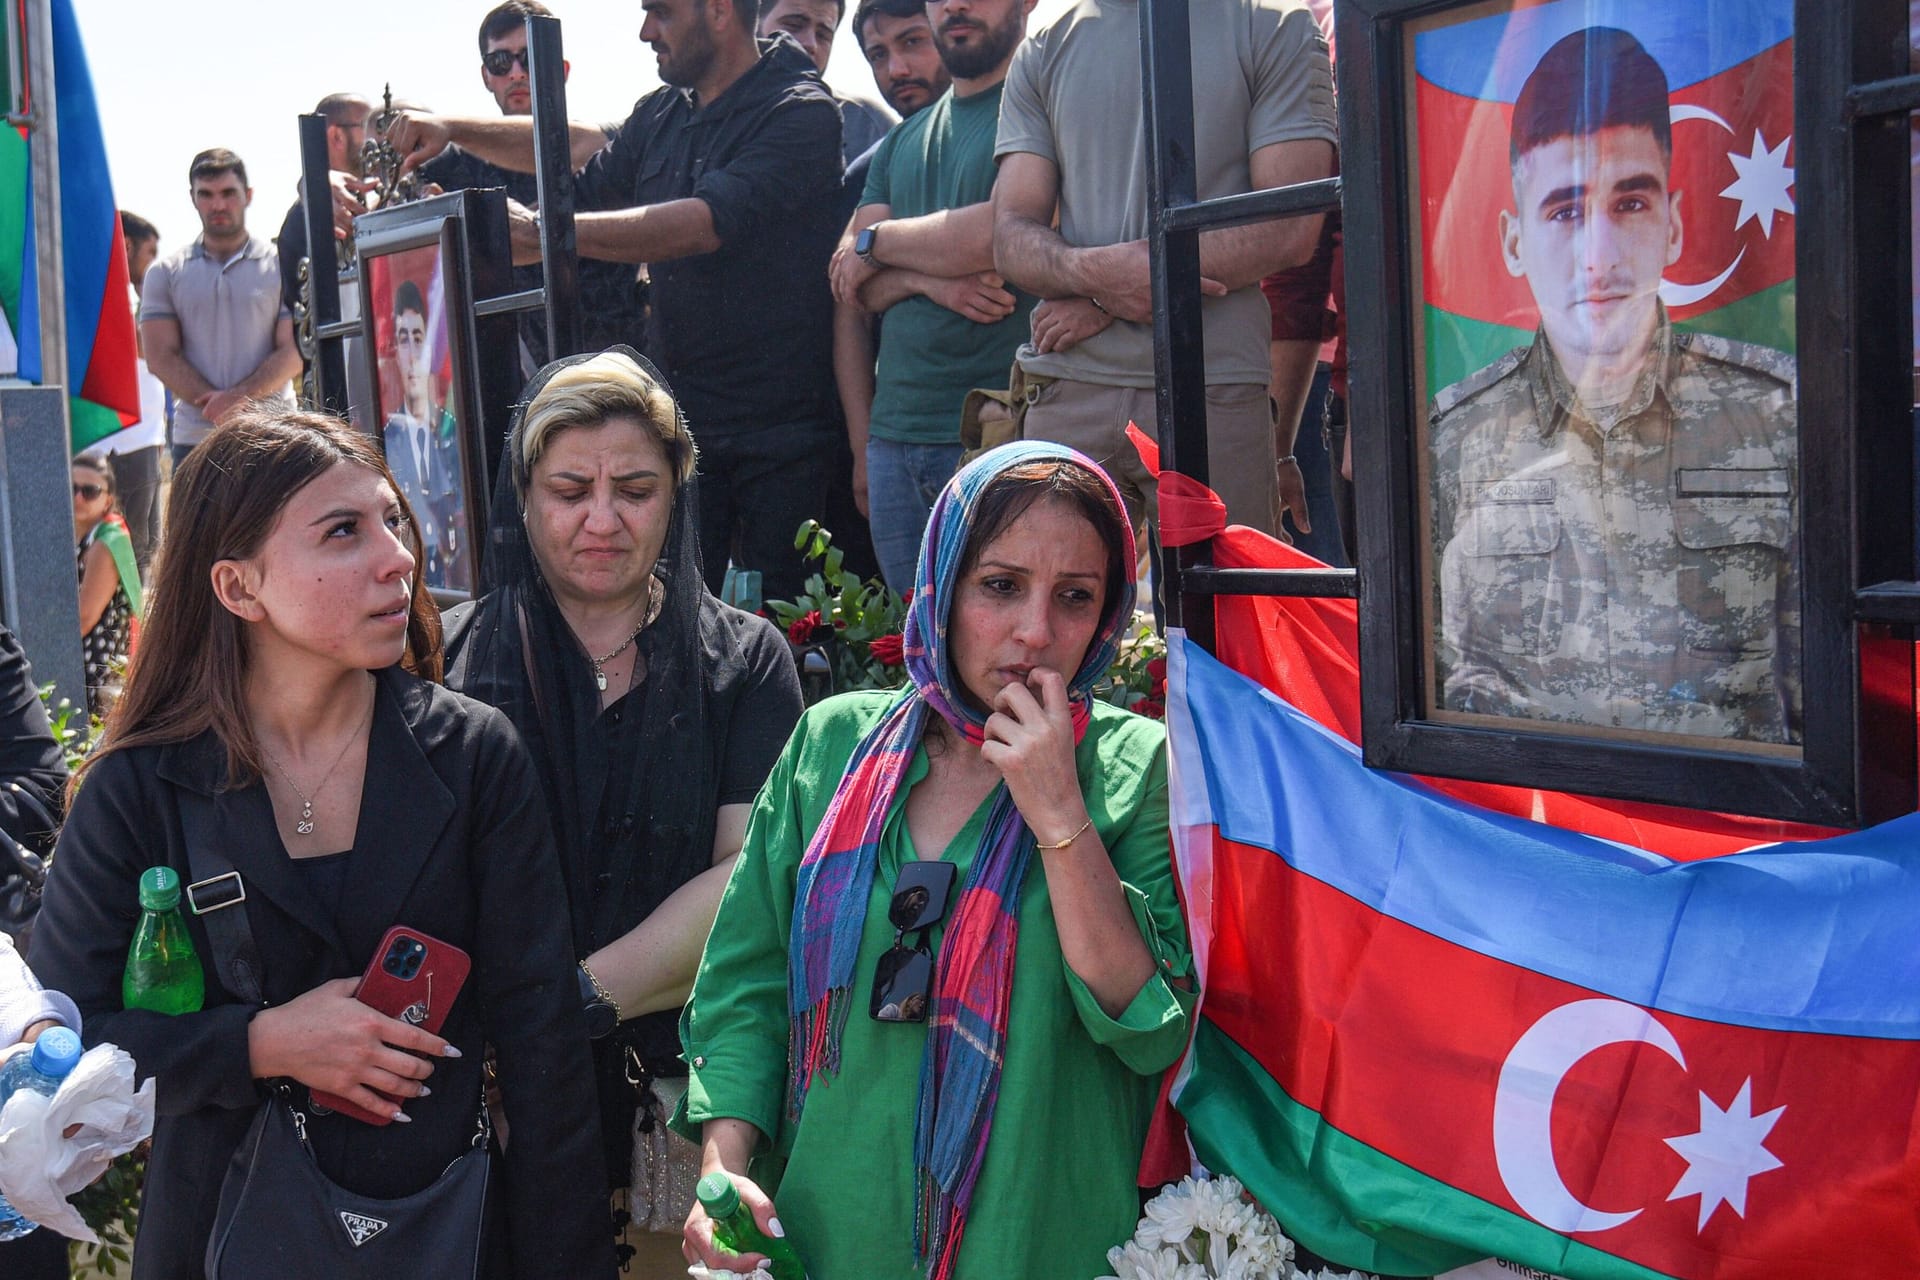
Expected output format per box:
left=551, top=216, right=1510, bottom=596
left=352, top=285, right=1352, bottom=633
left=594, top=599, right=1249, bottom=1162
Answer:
left=854, top=222, right=883, bottom=267
left=578, top=962, right=619, bottom=1040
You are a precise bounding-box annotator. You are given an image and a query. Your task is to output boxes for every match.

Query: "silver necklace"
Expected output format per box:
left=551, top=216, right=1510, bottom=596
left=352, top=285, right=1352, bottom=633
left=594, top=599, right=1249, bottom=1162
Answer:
left=259, top=698, right=375, bottom=836
left=586, top=580, right=661, bottom=692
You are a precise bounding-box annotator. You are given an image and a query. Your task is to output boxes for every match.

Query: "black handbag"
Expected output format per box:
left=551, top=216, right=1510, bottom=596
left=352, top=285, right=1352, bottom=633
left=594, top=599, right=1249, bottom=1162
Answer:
left=205, top=1093, right=490, bottom=1280
left=0, top=826, right=46, bottom=949
left=185, top=839, right=492, bottom=1280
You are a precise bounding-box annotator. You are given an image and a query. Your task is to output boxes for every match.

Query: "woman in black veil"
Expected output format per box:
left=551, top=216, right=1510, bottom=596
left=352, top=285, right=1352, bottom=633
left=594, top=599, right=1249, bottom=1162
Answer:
left=443, top=348, right=802, bottom=1268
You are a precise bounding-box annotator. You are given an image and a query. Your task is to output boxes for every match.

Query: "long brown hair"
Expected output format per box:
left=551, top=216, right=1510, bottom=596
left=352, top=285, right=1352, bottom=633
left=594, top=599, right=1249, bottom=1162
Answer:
left=76, top=408, right=443, bottom=794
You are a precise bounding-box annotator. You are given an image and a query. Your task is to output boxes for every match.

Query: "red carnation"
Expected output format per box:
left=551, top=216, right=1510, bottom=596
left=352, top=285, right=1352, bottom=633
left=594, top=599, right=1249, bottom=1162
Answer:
left=868, top=633, right=906, bottom=667
left=1146, top=656, right=1167, bottom=682
left=1130, top=696, right=1165, bottom=720
left=787, top=609, right=824, bottom=645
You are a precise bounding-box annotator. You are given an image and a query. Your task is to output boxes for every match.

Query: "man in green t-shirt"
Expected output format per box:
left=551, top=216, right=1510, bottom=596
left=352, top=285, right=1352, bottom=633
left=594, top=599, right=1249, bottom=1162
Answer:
left=828, top=0, right=1040, bottom=592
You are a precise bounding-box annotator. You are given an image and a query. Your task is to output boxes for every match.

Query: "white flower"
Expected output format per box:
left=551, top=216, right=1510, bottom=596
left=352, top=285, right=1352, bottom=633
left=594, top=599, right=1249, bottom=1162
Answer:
left=685, top=1266, right=773, bottom=1280
left=1137, top=1179, right=1206, bottom=1247
left=1117, top=1175, right=1297, bottom=1278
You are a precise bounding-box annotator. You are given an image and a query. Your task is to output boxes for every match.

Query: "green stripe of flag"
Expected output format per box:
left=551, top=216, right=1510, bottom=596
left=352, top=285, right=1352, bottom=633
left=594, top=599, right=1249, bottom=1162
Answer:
left=1424, top=283, right=1799, bottom=407
left=1177, top=1021, right=1681, bottom=1280
left=1424, top=308, right=1532, bottom=405
left=1, top=125, right=27, bottom=342
left=1675, top=280, right=1796, bottom=360
left=69, top=396, right=122, bottom=453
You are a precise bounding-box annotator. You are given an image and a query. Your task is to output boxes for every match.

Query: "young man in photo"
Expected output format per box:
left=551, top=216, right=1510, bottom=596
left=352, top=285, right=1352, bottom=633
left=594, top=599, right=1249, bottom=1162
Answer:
left=1427, top=26, right=1799, bottom=744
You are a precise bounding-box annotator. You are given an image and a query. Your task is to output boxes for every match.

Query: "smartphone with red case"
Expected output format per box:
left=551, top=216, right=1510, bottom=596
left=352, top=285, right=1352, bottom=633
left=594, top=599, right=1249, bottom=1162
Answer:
left=310, top=926, right=472, bottom=1126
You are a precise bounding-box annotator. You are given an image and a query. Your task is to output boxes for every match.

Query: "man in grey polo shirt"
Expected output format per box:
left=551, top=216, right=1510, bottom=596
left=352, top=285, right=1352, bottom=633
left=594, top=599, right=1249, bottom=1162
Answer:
left=140, top=148, right=299, bottom=469
left=990, top=0, right=1336, bottom=538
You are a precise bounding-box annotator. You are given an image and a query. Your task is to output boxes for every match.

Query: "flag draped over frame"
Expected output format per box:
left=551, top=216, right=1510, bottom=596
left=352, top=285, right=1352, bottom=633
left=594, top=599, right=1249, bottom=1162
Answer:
left=0, top=0, right=138, bottom=453
left=1167, top=634, right=1920, bottom=1279
left=1135, top=425, right=1920, bottom=1278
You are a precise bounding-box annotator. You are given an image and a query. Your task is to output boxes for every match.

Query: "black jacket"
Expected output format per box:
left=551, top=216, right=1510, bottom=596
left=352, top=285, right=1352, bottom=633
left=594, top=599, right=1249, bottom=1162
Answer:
left=575, top=35, right=844, bottom=439
left=30, top=668, right=615, bottom=1280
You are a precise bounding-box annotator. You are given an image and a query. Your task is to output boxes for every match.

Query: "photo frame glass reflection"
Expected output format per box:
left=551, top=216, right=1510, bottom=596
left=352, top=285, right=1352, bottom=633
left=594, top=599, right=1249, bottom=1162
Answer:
left=366, top=238, right=476, bottom=596
left=1409, top=0, right=1800, bottom=756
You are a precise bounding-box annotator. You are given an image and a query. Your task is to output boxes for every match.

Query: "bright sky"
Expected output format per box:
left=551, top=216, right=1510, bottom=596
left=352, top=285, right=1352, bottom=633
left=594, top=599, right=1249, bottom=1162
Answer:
left=76, top=0, right=1070, bottom=252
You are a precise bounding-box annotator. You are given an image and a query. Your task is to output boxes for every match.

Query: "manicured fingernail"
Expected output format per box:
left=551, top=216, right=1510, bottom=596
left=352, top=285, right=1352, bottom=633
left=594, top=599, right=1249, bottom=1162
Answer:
left=417, top=1085, right=431, bottom=1098
left=443, top=1045, right=463, bottom=1058
left=766, top=1218, right=785, bottom=1238
left=393, top=1110, right=412, bottom=1123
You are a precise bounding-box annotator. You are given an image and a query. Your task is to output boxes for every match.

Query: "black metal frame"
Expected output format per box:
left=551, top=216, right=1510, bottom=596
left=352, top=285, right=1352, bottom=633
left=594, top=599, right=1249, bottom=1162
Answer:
left=1139, top=1, right=1352, bottom=654
left=351, top=190, right=512, bottom=603
left=1141, top=0, right=1916, bottom=827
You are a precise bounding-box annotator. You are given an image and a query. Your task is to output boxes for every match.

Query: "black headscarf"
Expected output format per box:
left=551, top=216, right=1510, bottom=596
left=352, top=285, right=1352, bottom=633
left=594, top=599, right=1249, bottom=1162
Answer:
left=444, top=348, right=715, bottom=1184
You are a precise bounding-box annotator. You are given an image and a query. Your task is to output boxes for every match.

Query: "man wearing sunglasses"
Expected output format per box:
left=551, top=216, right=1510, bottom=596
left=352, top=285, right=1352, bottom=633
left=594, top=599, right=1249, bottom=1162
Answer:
left=391, top=0, right=848, bottom=604
left=416, top=1, right=650, bottom=365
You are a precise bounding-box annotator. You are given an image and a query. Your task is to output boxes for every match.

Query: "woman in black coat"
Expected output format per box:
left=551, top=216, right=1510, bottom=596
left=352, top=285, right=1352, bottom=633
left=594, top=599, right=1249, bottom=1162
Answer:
left=30, top=410, right=615, bottom=1280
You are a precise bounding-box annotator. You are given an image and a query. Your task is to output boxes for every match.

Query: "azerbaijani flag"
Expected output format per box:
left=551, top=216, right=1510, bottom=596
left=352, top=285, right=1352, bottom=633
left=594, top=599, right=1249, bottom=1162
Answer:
left=1167, top=632, right=1920, bottom=1278
left=1414, top=0, right=1795, bottom=398
left=0, top=0, right=138, bottom=452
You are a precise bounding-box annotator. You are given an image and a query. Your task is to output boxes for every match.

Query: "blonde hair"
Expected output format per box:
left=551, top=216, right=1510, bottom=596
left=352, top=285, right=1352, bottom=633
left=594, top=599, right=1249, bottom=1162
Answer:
left=514, top=351, right=697, bottom=494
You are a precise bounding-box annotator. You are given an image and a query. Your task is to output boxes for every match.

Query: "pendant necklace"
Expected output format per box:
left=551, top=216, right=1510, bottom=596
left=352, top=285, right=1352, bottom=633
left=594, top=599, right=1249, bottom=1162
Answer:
left=587, top=580, right=662, bottom=693
left=259, top=695, right=376, bottom=837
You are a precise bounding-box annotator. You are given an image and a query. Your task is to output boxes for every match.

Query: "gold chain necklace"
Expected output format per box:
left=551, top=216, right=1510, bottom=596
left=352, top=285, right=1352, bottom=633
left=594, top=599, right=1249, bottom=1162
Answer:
left=586, top=579, right=662, bottom=692
left=258, top=696, right=376, bottom=837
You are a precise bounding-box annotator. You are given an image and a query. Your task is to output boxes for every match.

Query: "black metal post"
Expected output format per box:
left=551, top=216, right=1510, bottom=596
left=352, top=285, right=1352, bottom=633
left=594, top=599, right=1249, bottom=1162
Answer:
left=1139, top=0, right=1215, bottom=651
left=527, top=14, right=583, bottom=359
left=298, top=113, right=349, bottom=416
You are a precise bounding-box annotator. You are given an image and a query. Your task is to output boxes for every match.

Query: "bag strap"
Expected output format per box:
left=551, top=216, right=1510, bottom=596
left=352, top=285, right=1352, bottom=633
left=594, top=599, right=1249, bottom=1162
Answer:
left=184, top=839, right=266, bottom=1006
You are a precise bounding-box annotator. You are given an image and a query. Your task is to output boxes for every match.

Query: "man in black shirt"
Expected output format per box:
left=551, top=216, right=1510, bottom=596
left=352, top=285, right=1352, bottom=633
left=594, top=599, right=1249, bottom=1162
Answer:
left=395, top=3, right=846, bottom=600
left=420, top=1, right=651, bottom=366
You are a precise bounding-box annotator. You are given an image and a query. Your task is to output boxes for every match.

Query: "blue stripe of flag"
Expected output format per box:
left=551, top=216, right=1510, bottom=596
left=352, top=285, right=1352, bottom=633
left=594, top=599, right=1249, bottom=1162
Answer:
left=1412, top=0, right=1793, bottom=102
left=1170, top=632, right=1920, bottom=1040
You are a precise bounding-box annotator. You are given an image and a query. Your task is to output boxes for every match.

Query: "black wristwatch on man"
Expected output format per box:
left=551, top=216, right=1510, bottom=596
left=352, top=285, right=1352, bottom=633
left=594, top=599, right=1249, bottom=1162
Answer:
left=578, top=961, right=619, bottom=1039
left=855, top=221, right=884, bottom=267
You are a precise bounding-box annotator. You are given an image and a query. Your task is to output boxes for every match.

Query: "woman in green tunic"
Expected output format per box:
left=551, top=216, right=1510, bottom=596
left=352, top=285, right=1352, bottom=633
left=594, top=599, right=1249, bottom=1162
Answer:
left=676, top=443, right=1193, bottom=1279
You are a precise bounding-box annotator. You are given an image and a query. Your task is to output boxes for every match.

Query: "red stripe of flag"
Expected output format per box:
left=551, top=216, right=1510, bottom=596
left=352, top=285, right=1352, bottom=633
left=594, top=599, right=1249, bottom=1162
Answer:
left=1202, top=834, right=1920, bottom=1278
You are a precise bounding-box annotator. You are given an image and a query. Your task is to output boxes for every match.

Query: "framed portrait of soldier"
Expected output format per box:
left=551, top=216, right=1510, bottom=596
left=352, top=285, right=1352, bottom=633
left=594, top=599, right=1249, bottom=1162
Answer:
left=1337, top=0, right=1917, bottom=825
left=353, top=191, right=513, bottom=603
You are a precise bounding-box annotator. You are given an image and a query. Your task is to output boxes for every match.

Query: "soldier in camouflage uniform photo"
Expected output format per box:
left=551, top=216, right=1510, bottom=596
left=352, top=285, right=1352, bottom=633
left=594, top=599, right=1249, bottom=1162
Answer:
left=1426, top=25, right=1800, bottom=747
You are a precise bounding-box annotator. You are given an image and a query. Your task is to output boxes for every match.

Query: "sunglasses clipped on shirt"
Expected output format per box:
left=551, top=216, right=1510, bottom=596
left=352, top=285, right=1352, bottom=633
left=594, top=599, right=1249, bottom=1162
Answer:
left=482, top=48, right=531, bottom=76
left=869, top=859, right=957, bottom=1024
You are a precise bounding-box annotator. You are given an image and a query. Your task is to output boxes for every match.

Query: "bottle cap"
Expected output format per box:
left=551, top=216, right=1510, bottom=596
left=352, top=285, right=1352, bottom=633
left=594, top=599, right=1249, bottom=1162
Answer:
left=695, top=1171, right=740, bottom=1218
left=29, top=1027, right=82, bottom=1077
left=138, top=865, right=181, bottom=911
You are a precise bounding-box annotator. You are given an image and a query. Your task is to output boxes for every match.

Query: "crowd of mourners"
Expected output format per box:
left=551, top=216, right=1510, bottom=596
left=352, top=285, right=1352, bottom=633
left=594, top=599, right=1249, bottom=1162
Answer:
left=5, top=0, right=1345, bottom=1277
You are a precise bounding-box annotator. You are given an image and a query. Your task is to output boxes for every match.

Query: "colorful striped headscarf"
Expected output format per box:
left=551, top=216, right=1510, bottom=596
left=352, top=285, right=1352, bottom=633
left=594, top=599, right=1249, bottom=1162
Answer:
left=787, top=441, right=1136, bottom=1279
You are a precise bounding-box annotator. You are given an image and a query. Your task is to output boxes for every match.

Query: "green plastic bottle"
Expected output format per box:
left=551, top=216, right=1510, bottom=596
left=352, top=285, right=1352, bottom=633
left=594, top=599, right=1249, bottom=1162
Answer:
left=123, top=867, right=205, bottom=1014
left=696, top=1171, right=806, bottom=1280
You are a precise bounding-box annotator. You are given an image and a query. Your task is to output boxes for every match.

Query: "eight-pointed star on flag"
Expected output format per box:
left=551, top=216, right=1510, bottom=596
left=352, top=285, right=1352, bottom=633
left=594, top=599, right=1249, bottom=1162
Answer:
left=1719, top=130, right=1796, bottom=238
left=1664, top=1078, right=1787, bottom=1232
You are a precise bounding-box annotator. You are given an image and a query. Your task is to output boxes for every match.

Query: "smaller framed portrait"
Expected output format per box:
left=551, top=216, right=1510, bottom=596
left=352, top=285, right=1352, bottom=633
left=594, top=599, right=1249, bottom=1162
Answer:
left=354, top=195, right=496, bottom=601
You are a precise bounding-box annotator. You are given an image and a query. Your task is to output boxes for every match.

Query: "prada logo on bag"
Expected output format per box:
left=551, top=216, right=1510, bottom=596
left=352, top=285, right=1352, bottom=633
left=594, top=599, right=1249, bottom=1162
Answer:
left=338, top=1211, right=390, bottom=1247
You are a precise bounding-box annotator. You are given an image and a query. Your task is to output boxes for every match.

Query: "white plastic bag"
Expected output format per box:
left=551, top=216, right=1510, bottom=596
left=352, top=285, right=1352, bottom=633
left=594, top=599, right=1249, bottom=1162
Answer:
left=0, top=1043, right=155, bottom=1242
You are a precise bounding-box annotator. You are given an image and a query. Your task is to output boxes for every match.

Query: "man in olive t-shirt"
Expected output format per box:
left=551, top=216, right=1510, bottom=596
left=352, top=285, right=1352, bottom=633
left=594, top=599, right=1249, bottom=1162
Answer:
left=829, top=0, right=1039, bottom=591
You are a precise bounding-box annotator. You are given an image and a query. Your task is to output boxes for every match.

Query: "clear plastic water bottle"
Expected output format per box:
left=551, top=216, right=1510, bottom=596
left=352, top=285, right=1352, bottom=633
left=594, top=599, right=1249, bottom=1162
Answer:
left=0, top=1025, right=83, bottom=1240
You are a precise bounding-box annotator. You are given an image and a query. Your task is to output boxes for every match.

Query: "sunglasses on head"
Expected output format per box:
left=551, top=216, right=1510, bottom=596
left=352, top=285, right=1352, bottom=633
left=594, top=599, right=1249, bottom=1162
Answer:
left=869, top=859, right=957, bottom=1024
left=73, top=482, right=106, bottom=501
left=482, top=48, right=531, bottom=75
